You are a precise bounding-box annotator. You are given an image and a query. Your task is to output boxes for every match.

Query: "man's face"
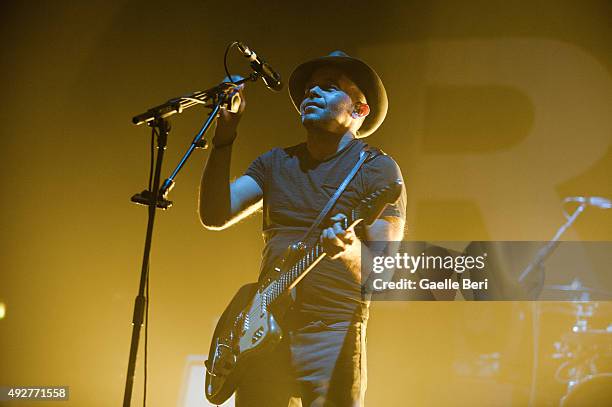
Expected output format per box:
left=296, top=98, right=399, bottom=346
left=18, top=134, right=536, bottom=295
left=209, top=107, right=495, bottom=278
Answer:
left=299, top=67, right=365, bottom=135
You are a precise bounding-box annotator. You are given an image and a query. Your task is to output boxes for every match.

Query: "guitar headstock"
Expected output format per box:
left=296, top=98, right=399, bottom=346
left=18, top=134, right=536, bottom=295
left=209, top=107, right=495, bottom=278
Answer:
left=355, top=179, right=403, bottom=225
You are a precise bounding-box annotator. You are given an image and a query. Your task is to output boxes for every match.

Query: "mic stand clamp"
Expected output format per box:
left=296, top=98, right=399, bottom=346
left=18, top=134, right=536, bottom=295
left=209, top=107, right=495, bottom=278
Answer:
left=131, top=190, right=174, bottom=210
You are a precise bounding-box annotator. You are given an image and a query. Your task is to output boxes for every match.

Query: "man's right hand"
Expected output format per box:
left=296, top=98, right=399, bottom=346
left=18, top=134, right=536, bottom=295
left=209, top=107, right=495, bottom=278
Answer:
left=213, top=75, right=246, bottom=147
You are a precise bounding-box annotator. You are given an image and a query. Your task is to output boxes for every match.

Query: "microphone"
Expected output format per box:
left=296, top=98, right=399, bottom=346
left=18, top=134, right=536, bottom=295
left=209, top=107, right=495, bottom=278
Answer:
left=564, top=196, right=612, bottom=209
left=236, top=42, right=283, bottom=91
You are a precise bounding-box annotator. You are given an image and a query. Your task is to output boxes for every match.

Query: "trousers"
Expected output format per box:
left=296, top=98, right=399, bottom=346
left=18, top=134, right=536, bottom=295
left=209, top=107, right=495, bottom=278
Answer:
left=235, top=318, right=368, bottom=407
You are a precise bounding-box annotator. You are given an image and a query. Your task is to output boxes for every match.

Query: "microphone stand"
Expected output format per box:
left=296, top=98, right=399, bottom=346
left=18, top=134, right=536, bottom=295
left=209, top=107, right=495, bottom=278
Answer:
left=123, top=116, right=169, bottom=407
left=518, top=201, right=586, bottom=284
left=123, top=74, right=257, bottom=407
left=523, top=201, right=587, bottom=407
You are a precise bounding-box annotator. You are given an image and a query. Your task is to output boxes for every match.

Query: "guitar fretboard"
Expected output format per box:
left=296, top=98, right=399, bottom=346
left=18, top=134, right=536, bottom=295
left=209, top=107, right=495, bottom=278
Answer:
left=263, top=210, right=355, bottom=306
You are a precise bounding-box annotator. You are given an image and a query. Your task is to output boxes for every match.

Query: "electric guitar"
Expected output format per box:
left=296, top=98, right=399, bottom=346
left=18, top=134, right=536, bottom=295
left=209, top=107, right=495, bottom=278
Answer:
left=204, top=180, right=403, bottom=404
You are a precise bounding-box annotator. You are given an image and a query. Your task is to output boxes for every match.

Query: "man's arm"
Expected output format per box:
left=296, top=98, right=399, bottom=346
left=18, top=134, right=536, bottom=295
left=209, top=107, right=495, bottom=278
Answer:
left=198, top=153, right=263, bottom=230
left=198, top=78, right=264, bottom=230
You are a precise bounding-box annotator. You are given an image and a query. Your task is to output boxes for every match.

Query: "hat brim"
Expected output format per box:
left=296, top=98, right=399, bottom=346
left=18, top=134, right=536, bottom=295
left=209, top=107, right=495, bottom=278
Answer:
left=289, top=55, right=388, bottom=138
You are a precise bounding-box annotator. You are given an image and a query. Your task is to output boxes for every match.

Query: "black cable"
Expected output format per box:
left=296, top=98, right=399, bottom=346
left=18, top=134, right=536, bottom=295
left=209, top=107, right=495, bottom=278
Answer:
left=148, top=127, right=156, bottom=191
left=224, top=41, right=240, bottom=84
left=142, top=127, right=157, bottom=407
left=144, top=269, right=149, bottom=407
left=144, top=127, right=156, bottom=406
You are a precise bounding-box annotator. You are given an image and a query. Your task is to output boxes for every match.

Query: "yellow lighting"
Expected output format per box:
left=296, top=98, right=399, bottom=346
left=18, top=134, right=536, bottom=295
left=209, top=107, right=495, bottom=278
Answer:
left=0, top=302, right=5, bottom=319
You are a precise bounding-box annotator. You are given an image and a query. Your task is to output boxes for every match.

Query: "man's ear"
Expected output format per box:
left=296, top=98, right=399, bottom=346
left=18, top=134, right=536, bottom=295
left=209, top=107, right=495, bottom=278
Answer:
left=352, top=102, right=370, bottom=119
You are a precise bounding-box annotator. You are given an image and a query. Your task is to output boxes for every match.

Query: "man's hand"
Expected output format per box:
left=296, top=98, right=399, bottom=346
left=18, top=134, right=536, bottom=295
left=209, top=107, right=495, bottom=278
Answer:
left=320, top=214, right=405, bottom=285
left=320, top=213, right=359, bottom=261
left=213, top=75, right=246, bottom=147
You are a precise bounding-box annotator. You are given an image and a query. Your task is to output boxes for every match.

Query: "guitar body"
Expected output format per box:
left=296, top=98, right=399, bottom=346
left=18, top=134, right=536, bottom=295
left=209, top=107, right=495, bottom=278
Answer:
left=205, top=282, right=284, bottom=404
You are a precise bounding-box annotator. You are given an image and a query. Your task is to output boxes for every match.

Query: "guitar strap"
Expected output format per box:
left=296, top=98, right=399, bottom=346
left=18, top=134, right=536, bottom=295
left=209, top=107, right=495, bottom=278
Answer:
left=298, top=144, right=383, bottom=246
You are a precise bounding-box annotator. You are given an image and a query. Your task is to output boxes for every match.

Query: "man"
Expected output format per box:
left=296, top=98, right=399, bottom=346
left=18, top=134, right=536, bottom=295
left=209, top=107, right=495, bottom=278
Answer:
left=199, top=51, right=406, bottom=406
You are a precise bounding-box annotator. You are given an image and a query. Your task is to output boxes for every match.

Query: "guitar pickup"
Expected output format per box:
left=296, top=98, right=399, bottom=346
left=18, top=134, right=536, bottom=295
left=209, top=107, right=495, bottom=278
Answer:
left=252, top=327, right=264, bottom=344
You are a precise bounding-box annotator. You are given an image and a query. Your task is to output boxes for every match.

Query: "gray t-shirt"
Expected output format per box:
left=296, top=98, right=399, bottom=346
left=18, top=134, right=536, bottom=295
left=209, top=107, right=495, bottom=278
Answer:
left=245, top=138, right=406, bottom=322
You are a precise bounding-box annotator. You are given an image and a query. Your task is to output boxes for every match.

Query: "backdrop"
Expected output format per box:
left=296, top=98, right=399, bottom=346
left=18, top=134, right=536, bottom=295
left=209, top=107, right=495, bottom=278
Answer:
left=1, top=1, right=611, bottom=406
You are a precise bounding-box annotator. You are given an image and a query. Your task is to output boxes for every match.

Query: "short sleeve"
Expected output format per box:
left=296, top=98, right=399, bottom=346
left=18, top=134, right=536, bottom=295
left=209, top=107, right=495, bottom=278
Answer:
left=244, top=149, right=275, bottom=191
left=362, top=154, right=407, bottom=222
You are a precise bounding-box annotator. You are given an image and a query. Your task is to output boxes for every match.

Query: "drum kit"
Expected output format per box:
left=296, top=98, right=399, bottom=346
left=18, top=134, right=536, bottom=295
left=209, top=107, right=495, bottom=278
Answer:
left=543, top=285, right=612, bottom=406
left=522, top=197, right=611, bottom=406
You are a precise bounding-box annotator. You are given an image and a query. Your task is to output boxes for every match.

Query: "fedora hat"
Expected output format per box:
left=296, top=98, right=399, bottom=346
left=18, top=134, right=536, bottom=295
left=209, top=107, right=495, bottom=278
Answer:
left=288, top=51, right=388, bottom=138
